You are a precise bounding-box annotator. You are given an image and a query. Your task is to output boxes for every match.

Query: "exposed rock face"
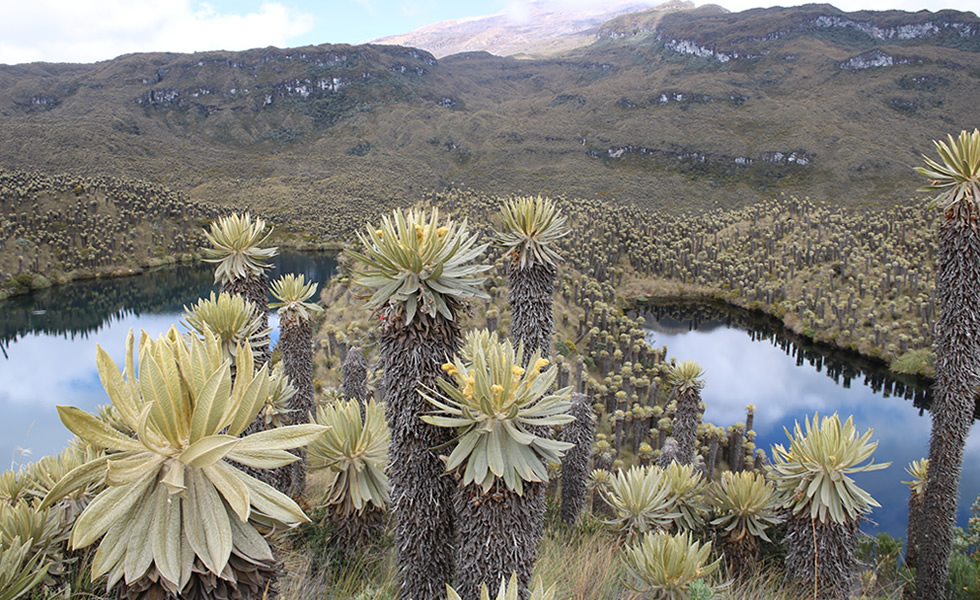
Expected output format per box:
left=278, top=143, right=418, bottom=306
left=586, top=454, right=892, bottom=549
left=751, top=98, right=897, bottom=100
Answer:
left=602, top=5, right=980, bottom=62
left=839, top=49, right=920, bottom=71
left=588, top=144, right=811, bottom=169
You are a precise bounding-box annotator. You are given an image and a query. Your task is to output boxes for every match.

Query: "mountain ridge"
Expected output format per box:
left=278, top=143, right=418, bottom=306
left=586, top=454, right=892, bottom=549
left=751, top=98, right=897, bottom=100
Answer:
left=0, top=4, right=977, bottom=239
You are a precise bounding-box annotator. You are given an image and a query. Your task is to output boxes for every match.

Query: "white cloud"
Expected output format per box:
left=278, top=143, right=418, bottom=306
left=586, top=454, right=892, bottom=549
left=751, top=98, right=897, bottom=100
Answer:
left=0, top=0, right=314, bottom=65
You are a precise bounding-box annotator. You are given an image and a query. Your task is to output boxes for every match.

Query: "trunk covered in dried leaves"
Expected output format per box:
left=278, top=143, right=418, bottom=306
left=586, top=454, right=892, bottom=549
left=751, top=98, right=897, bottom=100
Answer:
left=223, top=273, right=270, bottom=367
left=330, top=504, right=388, bottom=557
left=342, top=345, right=370, bottom=405
left=454, top=482, right=544, bottom=600
left=115, top=555, right=281, bottom=600
left=504, top=260, right=557, bottom=598
left=905, top=490, right=924, bottom=570
left=278, top=313, right=314, bottom=496
left=381, top=310, right=460, bottom=600
left=784, top=514, right=859, bottom=600
left=508, top=262, right=556, bottom=358
left=671, top=389, right=701, bottom=466
left=719, top=533, right=761, bottom=579
left=915, top=199, right=980, bottom=600
left=560, top=393, right=595, bottom=525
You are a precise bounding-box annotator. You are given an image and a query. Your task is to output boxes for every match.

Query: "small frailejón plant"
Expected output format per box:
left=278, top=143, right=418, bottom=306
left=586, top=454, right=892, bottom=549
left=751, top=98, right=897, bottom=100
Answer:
left=349, top=206, right=489, bottom=600
left=182, top=291, right=271, bottom=366
left=903, top=458, right=928, bottom=570
left=270, top=273, right=324, bottom=495
left=202, top=213, right=278, bottom=366
left=602, top=465, right=680, bottom=541
left=708, top=470, right=782, bottom=576
left=620, top=530, right=723, bottom=600
left=422, top=330, right=573, bottom=600
left=913, top=129, right=980, bottom=600
left=446, top=572, right=559, bottom=600
left=769, top=413, right=888, bottom=600
left=308, top=398, right=390, bottom=550
left=39, top=328, right=327, bottom=600
left=0, top=537, right=49, bottom=600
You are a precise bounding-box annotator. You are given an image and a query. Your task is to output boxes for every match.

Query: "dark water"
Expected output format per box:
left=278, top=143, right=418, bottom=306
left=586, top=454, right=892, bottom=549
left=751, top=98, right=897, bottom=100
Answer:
left=641, top=300, right=980, bottom=542
left=0, top=252, right=337, bottom=471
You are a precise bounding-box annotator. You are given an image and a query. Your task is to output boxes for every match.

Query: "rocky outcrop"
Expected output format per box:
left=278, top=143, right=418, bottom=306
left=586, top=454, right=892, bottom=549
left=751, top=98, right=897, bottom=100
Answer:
left=620, top=6, right=980, bottom=62
left=587, top=144, right=811, bottom=168
left=838, top=49, right=921, bottom=71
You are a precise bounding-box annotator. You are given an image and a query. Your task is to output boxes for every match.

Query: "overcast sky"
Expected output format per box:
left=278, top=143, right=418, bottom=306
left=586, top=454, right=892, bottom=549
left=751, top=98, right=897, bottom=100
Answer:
left=1, top=0, right=976, bottom=65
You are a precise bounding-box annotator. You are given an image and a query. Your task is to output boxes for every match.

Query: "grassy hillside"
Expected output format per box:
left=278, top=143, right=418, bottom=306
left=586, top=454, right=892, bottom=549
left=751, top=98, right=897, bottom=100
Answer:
left=0, top=5, right=975, bottom=231
left=0, top=168, right=224, bottom=297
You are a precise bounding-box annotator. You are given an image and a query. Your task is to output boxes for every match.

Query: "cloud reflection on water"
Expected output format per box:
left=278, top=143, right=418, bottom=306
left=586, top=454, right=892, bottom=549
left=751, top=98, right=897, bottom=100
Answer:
left=647, top=317, right=979, bottom=540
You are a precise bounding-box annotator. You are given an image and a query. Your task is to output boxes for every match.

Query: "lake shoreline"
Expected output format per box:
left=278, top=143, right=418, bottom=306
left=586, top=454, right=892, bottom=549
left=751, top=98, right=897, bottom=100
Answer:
left=622, top=276, right=936, bottom=386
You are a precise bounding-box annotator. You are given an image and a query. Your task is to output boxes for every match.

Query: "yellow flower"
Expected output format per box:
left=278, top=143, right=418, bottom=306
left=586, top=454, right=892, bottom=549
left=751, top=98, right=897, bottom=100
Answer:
left=436, top=226, right=449, bottom=238
left=511, top=365, right=525, bottom=377
left=533, top=358, right=550, bottom=372
left=491, top=384, right=504, bottom=395
left=375, top=229, right=384, bottom=238
left=441, top=362, right=458, bottom=376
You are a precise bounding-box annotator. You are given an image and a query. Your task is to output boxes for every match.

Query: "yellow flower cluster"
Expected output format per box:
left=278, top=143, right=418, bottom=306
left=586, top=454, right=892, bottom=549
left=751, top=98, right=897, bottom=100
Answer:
left=441, top=362, right=458, bottom=376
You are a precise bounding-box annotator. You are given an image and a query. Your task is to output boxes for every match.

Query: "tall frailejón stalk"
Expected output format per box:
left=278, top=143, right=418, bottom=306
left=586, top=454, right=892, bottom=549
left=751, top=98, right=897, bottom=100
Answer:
left=422, top=331, right=573, bottom=600
left=496, top=196, right=569, bottom=359
left=913, top=129, right=980, bottom=600
left=769, top=413, right=888, bottom=599
left=269, top=273, right=324, bottom=496
left=348, top=207, right=489, bottom=600
left=202, top=213, right=278, bottom=368
left=903, top=458, right=928, bottom=571
left=560, top=392, right=596, bottom=525
left=666, top=360, right=705, bottom=466
left=495, top=196, right=570, bottom=594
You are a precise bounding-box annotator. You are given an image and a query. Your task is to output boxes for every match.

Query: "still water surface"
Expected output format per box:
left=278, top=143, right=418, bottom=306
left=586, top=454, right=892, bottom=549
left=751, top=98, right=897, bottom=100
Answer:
left=642, top=301, right=980, bottom=541
left=0, top=252, right=337, bottom=472
left=2, top=262, right=976, bottom=542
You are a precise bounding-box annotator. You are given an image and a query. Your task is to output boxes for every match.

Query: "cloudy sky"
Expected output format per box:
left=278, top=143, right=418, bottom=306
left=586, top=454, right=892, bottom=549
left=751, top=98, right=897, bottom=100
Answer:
left=1, top=0, right=976, bottom=65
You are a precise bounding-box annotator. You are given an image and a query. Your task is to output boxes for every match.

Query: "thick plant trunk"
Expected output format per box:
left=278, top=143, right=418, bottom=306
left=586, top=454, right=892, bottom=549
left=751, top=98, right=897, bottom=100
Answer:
left=719, top=533, right=760, bottom=580
left=784, top=514, right=859, bottom=600
left=905, top=490, right=924, bottom=570
left=279, top=314, right=314, bottom=496
left=330, top=505, right=387, bottom=558
left=381, top=310, right=460, bottom=600
left=508, top=262, right=556, bottom=358
left=342, top=345, right=369, bottom=406
left=223, top=273, right=270, bottom=367
left=671, top=389, right=701, bottom=465
left=560, top=393, right=596, bottom=525
left=454, top=482, right=544, bottom=600
left=915, top=201, right=980, bottom=600
left=505, top=260, right=557, bottom=598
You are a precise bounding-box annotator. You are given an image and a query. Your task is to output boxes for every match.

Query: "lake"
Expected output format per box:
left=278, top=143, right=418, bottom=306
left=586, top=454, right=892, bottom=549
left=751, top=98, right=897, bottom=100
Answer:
left=2, top=259, right=975, bottom=542
left=641, top=300, right=980, bottom=541
left=0, top=251, right=337, bottom=471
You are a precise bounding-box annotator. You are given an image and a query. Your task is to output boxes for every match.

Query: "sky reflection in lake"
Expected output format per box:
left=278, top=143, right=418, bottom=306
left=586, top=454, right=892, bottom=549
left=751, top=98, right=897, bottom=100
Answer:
left=645, top=309, right=980, bottom=540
